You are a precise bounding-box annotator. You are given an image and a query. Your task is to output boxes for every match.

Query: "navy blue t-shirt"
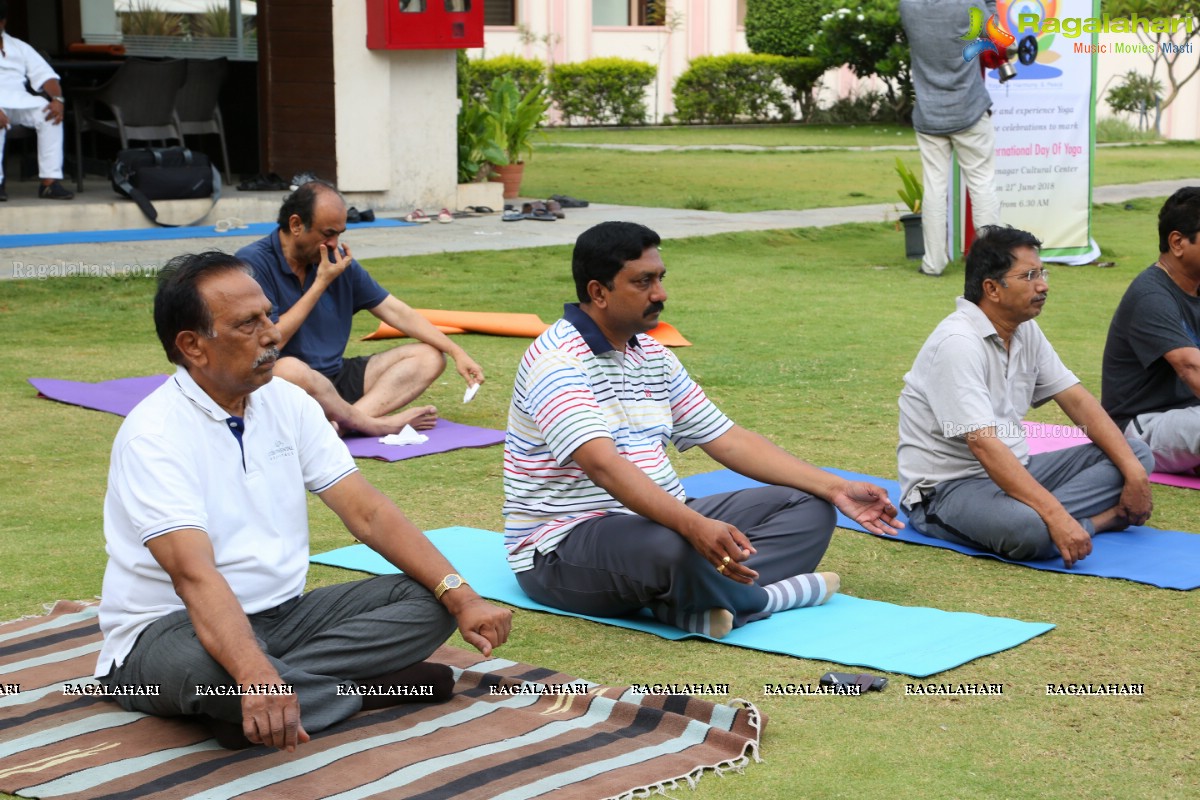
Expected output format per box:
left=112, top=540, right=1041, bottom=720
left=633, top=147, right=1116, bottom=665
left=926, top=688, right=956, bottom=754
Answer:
left=237, top=231, right=389, bottom=377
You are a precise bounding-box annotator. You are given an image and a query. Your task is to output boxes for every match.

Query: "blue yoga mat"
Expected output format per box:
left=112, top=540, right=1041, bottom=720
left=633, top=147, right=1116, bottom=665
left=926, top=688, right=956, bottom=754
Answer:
left=0, top=218, right=411, bottom=249
left=311, top=527, right=1054, bottom=678
left=681, top=469, right=1200, bottom=591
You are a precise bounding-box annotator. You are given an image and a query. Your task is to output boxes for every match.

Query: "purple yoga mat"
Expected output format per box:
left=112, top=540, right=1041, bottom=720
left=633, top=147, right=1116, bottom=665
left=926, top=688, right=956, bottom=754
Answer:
left=1024, top=421, right=1200, bottom=491
left=29, top=375, right=505, bottom=462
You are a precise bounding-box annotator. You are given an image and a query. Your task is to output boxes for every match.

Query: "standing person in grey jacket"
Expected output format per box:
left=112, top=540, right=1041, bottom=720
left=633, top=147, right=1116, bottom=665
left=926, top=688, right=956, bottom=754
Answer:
left=899, top=0, right=1001, bottom=277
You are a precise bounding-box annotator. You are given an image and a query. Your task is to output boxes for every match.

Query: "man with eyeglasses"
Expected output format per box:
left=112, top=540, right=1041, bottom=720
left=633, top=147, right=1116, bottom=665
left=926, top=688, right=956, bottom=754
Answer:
left=1101, top=187, right=1200, bottom=477
left=897, top=226, right=1154, bottom=567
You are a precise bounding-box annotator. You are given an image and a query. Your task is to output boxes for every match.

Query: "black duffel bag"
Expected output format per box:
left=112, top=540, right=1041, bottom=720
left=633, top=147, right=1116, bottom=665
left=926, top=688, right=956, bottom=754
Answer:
left=111, top=146, right=222, bottom=227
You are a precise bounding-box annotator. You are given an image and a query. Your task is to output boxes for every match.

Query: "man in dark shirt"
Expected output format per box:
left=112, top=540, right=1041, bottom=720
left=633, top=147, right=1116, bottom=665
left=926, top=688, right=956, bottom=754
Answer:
left=1102, top=188, right=1200, bottom=475
left=237, top=181, right=484, bottom=436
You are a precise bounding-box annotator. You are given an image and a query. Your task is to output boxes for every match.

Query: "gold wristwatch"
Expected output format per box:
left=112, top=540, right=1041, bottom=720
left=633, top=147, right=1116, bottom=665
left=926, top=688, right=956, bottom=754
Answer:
left=434, top=573, right=467, bottom=600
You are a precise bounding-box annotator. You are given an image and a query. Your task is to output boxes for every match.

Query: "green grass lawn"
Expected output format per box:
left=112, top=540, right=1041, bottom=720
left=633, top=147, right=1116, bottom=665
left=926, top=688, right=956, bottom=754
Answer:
left=0, top=196, right=1196, bottom=798
left=521, top=139, right=1194, bottom=213
left=542, top=123, right=917, bottom=148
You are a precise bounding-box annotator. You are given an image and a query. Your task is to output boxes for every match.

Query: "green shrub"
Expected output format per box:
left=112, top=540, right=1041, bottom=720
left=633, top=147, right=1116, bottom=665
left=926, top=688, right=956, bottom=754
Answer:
left=744, top=0, right=827, bottom=59
left=548, top=58, right=657, bottom=126
left=672, top=54, right=797, bottom=124
left=465, top=55, right=546, bottom=101
left=806, top=90, right=887, bottom=124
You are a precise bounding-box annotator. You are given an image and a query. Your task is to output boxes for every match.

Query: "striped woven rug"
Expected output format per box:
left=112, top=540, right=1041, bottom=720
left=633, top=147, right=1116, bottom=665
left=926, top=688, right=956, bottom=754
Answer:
left=0, top=602, right=763, bottom=800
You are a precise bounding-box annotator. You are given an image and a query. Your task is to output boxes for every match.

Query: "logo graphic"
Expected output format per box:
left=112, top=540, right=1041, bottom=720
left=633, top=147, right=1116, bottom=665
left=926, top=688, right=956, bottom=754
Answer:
left=961, top=6, right=1015, bottom=62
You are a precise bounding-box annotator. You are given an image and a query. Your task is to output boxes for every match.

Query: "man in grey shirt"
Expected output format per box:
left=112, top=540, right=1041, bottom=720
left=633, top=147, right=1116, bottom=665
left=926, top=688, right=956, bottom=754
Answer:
left=899, top=0, right=1001, bottom=276
left=898, top=226, right=1154, bottom=567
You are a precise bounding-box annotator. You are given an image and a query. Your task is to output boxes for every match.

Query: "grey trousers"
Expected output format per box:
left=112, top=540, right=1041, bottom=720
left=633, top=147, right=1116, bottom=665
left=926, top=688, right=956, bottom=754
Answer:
left=1125, top=407, right=1200, bottom=475
left=99, top=574, right=456, bottom=732
left=907, top=440, right=1155, bottom=561
left=516, top=485, right=836, bottom=630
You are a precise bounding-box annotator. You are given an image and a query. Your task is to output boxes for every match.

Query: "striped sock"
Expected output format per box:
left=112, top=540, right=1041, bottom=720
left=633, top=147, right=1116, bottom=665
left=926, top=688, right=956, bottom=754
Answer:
left=651, top=603, right=735, bottom=639
left=762, top=572, right=840, bottom=614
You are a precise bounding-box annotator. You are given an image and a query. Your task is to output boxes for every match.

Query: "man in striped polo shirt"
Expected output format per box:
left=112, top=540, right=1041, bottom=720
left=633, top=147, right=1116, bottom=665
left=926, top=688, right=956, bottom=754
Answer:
left=503, top=222, right=902, bottom=638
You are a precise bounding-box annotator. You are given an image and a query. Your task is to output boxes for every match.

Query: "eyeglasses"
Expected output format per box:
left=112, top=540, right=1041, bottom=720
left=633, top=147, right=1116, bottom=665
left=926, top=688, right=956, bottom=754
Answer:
left=1002, top=268, right=1049, bottom=283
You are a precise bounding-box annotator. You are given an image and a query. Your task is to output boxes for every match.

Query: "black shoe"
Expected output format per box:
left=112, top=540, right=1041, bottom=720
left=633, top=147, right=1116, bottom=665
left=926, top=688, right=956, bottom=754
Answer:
left=38, top=180, right=74, bottom=200
left=0, top=180, right=7, bottom=201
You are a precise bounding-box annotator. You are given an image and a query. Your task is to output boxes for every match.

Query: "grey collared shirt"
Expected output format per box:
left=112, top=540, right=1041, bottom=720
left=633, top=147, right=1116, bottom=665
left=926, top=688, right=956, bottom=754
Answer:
left=897, top=297, right=1079, bottom=508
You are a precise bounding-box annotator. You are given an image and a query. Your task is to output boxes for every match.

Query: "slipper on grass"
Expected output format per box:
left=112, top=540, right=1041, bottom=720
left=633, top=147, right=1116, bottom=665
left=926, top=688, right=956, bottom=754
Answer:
left=404, top=209, right=432, bottom=223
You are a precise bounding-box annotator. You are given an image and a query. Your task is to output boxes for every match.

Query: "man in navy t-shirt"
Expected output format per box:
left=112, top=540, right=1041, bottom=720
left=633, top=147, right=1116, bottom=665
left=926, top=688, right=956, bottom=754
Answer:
left=238, top=181, right=484, bottom=435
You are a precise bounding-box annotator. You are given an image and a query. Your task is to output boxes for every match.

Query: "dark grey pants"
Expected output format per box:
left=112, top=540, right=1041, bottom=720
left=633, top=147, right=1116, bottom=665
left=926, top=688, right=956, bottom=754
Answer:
left=100, top=574, right=456, bottom=732
left=516, top=485, right=836, bottom=629
left=907, top=440, right=1155, bottom=561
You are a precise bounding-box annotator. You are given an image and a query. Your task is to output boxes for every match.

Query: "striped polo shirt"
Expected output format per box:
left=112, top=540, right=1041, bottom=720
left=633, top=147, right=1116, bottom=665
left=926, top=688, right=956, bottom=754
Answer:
left=503, top=303, right=733, bottom=572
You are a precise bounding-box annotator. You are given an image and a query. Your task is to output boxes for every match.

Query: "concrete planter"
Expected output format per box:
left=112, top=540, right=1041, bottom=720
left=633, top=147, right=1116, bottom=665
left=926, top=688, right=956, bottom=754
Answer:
left=456, top=181, right=504, bottom=211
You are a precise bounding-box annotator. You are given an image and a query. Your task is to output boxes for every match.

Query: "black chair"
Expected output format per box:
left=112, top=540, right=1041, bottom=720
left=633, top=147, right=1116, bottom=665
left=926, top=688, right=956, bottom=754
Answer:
left=175, top=58, right=232, bottom=184
left=72, top=58, right=187, bottom=191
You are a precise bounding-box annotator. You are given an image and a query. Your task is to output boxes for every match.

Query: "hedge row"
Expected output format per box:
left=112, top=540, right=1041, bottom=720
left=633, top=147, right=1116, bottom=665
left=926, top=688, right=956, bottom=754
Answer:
left=464, top=56, right=655, bottom=126
left=462, top=52, right=822, bottom=126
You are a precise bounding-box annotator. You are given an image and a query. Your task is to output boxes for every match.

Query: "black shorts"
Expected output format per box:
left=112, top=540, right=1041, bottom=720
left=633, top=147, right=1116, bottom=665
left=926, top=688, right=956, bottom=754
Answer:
left=330, top=355, right=372, bottom=403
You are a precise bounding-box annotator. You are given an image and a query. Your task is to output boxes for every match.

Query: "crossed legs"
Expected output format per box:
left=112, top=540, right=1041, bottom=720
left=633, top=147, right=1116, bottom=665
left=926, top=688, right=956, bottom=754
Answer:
left=100, top=575, right=457, bottom=733
left=908, top=440, right=1156, bottom=561
left=274, top=343, right=444, bottom=435
left=516, top=485, right=838, bottom=637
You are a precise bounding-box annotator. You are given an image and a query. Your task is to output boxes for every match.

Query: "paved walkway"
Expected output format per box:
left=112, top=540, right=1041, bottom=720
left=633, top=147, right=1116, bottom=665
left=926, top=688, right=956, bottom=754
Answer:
left=2, top=179, right=1197, bottom=280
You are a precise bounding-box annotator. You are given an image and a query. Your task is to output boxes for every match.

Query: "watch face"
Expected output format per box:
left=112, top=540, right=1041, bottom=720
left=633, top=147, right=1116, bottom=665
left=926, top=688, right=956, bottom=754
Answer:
left=445, top=574, right=463, bottom=589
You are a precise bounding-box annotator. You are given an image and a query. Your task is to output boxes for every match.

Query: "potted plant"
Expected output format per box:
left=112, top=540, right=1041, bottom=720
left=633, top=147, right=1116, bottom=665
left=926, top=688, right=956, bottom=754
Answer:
left=895, top=157, right=924, bottom=260
left=456, top=88, right=507, bottom=209
left=483, top=75, right=550, bottom=199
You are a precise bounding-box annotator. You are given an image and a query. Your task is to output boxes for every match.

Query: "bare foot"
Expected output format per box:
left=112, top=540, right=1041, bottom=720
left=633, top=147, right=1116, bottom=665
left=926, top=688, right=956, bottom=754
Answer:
left=1090, top=506, right=1130, bottom=534
left=393, top=405, right=438, bottom=431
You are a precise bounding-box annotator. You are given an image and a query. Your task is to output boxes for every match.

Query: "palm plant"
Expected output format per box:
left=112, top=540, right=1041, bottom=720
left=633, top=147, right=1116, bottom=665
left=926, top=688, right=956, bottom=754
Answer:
left=483, top=75, right=550, bottom=165
left=895, top=157, right=923, bottom=214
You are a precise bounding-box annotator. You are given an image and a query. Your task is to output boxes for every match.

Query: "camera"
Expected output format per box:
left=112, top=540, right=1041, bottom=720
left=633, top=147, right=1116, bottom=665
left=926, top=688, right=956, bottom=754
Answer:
left=997, top=35, right=1039, bottom=83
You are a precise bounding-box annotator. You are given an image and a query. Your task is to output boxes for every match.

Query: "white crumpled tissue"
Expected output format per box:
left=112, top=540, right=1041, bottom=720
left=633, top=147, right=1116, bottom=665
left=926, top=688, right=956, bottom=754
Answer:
left=378, top=425, right=429, bottom=446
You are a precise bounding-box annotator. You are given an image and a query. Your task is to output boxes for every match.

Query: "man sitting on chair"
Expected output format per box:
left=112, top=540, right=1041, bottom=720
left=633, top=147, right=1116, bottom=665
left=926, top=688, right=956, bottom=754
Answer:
left=0, top=1, right=74, bottom=200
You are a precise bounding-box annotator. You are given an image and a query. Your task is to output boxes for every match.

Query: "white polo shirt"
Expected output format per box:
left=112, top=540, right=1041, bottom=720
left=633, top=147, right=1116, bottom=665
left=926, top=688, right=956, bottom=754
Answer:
left=96, top=366, right=356, bottom=676
left=0, top=32, right=58, bottom=110
left=897, top=296, right=1078, bottom=508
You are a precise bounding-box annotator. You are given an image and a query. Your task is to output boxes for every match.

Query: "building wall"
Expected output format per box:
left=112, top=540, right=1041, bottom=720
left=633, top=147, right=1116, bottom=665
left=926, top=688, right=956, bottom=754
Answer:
left=330, top=0, right=458, bottom=211
left=474, top=0, right=749, bottom=122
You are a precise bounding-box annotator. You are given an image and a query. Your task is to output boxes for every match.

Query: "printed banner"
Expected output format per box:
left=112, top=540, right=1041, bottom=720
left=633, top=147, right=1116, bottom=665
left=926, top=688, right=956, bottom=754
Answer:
left=954, top=0, right=1100, bottom=263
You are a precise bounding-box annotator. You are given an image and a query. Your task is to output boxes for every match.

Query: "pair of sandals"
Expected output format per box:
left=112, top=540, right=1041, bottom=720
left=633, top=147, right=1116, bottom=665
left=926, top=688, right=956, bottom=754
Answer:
left=502, top=200, right=563, bottom=222
left=404, top=208, right=454, bottom=224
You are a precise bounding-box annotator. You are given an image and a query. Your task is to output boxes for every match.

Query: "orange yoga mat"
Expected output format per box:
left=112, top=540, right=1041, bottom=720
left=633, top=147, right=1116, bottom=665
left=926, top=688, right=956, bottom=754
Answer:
left=364, top=309, right=691, bottom=347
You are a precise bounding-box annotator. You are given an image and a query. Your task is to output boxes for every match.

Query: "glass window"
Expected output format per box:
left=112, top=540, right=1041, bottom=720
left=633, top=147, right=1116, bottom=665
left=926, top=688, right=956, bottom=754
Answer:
left=594, top=1, right=666, bottom=26
left=593, top=0, right=629, bottom=26
left=485, top=0, right=516, bottom=26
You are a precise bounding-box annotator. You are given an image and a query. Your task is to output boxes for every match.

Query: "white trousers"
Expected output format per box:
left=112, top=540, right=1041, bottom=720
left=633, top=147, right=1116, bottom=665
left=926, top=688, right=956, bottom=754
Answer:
left=0, top=104, right=65, bottom=182
left=916, top=114, right=1001, bottom=276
